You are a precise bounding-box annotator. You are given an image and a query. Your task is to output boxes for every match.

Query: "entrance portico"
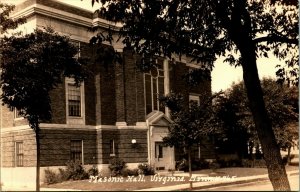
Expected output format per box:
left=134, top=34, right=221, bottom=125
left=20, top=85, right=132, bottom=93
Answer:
left=146, top=111, right=175, bottom=171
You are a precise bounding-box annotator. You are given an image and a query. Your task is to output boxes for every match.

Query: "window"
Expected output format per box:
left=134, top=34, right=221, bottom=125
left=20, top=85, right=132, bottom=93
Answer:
left=145, top=58, right=165, bottom=114
left=70, top=140, right=83, bottom=163
left=155, top=142, right=163, bottom=158
left=189, top=95, right=200, bottom=106
left=71, top=41, right=81, bottom=59
left=110, top=139, right=116, bottom=157
left=14, top=108, right=24, bottom=119
left=15, top=142, right=24, bottom=167
left=68, top=84, right=81, bottom=117
left=65, top=78, right=85, bottom=124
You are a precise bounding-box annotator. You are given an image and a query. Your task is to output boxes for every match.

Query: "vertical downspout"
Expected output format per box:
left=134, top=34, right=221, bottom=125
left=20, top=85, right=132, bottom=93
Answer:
left=0, top=69, right=3, bottom=191
left=146, top=119, right=151, bottom=165
left=123, top=51, right=127, bottom=123
left=163, top=59, right=170, bottom=118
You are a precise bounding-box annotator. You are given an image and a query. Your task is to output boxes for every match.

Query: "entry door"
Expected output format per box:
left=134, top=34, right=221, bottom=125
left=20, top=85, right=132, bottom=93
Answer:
left=154, top=142, right=169, bottom=170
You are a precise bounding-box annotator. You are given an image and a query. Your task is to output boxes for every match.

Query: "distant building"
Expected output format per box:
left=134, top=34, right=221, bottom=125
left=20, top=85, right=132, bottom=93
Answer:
left=0, top=0, right=214, bottom=188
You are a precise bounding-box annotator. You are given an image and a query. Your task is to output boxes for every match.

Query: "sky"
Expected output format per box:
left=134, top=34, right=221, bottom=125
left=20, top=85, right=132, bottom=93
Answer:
left=4, top=0, right=279, bottom=92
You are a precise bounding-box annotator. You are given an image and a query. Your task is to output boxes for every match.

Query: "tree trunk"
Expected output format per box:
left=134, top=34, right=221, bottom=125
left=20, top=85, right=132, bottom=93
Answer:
left=188, top=148, right=193, bottom=189
left=35, top=127, right=40, bottom=191
left=287, top=146, right=291, bottom=165
left=239, top=43, right=291, bottom=191
left=225, top=1, right=291, bottom=190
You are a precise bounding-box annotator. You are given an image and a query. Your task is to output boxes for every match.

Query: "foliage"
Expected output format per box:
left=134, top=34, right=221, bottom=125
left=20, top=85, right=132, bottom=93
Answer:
left=216, top=158, right=242, bottom=168
left=216, top=78, right=298, bottom=151
left=0, top=28, right=88, bottom=131
left=87, top=165, right=99, bottom=177
left=209, top=161, right=221, bottom=172
left=108, top=158, right=127, bottom=177
left=44, top=162, right=91, bottom=185
left=159, top=92, right=222, bottom=188
left=92, top=0, right=298, bottom=86
left=120, top=168, right=139, bottom=177
left=160, top=92, right=223, bottom=149
left=0, top=3, right=26, bottom=34
left=176, top=159, right=210, bottom=172
left=1, top=6, right=87, bottom=191
left=44, top=168, right=61, bottom=185
left=58, top=168, right=69, bottom=182
left=137, top=163, right=155, bottom=175
left=241, top=159, right=267, bottom=168
left=65, top=160, right=89, bottom=180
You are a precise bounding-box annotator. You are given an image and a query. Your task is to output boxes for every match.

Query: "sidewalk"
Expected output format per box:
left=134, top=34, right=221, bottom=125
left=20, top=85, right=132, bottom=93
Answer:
left=136, top=170, right=299, bottom=191
left=2, top=170, right=298, bottom=191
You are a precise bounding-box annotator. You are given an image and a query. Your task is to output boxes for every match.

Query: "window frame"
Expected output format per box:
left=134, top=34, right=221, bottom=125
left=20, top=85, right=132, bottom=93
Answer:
left=109, top=139, right=116, bottom=157
left=13, top=108, right=24, bottom=120
left=70, top=139, right=84, bottom=164
left=15, top=141, right=24, bottom=167
left=155, top=142, right=164, bottom=159
left=189, top=94, right=200, bottom=106
left=144, top=58, right=166, bottom=115
left=65, top=77, right=85, bottom=125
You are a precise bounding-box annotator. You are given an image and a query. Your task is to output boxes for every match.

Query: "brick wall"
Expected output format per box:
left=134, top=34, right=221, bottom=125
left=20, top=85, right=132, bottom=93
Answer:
left=114, top=58, right=126, bottom=123
left=1, top=105, right=16, bottom=128
left=122, top=49, right=146, bottom=125
left=49, top=82, right=66, bottom=124
left=40, top=129, right=97, bottom=166
left=1, top=128, right=98, bottom=167
left=100, top=62, right=117, bottom=125
left=82, top=43, right=97, bottom=126
left=169, top=62, right=190, bottom=107
left=118, top=129, right=148, bottom=163
left=1, top=130, right=36, bottom=167
left=169, top=61, right=212, bottom=104
left=100, top=129, right=148, bottom=164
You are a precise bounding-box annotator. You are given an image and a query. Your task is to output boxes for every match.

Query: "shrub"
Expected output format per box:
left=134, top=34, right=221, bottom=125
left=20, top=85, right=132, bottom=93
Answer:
left=192, top=159, right=210, bottom=170
left=108, top=158, right=126, bottom=177
left=121, top=168, right=139, bottom=177
left=176, top=159, right=188, bottom=171
left=58, top=168, right=69, bottom=181
left=44, top=168, right=60, bottom=185
left=176, top=159, right=210, bottom=171
left=138, top=163, right=155, bottom=175
left=241, top=159, right=266, bottom=168
left=209, top=161, right=220, bottom=172
left=65, top=160, right=89, bottom=180
left=217, top=159, right=242, bottom=168
left=88, top=165, right=99, bottom=177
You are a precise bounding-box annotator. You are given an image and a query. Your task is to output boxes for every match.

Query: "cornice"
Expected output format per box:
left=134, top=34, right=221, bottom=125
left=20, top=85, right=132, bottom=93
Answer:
left=12, top=2, right=122, bottom=31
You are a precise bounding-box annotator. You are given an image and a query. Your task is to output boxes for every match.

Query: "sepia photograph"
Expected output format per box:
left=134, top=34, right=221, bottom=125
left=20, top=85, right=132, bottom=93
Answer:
left=0, top=0, right=298, bottom=191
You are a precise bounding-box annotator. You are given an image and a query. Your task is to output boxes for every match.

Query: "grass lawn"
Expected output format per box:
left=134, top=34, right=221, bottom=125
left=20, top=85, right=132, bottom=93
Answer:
left=41, top=166, right=299, bottom=191
left=42, top=175, right=189, bottom=191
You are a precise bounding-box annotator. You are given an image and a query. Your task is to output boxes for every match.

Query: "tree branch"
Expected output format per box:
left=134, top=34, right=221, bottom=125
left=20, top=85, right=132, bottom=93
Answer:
left=254, top=35, right=298, bottom=45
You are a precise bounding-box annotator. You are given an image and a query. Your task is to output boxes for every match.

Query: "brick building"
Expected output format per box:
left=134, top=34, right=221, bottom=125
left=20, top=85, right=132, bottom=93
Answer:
left=0, top=0, right=214, bottom=187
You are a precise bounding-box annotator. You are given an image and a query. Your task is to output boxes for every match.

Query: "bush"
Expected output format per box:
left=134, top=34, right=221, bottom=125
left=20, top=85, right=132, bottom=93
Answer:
left=241, top=159, right=266, bottom=168
left=217, top=159, right=242, bottom=168
left=121, top=168, right=139, bottom=177
left=65, top=160, right=89, bottom=180
left=109, top=158, right=127, bottom=177
left=209, top=161, right=220, bottom=172
left=58, top=168, right=69, bottom=181
left=192, top=159, right=210, bottom=170
left=44, top=168, right=61, bottom=185
left=176, top=159, right=188, bottom=171
left=138, top=163, right=155, bottom=175
left=176, top=159, right=210, bottom=171
left=88, top=165, right=99, bottom=177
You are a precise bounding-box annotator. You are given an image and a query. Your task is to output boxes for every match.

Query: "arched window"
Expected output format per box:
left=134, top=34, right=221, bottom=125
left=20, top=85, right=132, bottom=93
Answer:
left=144, top=58, right=165, bottom=114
